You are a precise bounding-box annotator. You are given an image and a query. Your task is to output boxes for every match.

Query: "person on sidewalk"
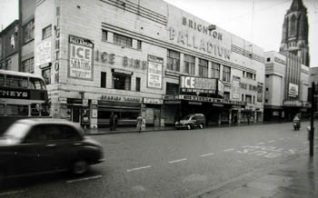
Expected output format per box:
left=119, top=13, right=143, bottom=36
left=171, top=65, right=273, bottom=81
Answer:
left=113, top=113, right=118, bottom=131
left=109, top=112, right=114, bottom=131
left=137, top=114, right=143, bottom=133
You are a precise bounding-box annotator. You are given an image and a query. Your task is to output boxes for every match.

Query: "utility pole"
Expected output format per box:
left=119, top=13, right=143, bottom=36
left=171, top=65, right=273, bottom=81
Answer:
left=309, top=82, right=315, bottom=157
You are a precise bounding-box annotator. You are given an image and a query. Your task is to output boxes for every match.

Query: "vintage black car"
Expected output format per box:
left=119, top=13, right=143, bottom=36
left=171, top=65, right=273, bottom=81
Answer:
left=0, top=118, right=104, bottom=181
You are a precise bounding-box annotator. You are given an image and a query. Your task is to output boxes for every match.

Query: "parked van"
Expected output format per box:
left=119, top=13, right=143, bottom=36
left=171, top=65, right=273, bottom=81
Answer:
left=175, top=113, right=206, bottom=130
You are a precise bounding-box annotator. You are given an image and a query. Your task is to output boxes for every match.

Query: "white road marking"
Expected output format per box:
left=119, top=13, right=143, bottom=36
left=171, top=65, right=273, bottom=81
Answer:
left=66, top=175, right=103, bottom=184
left=0, top=190, right=24, bottom=197
left=127, top=165, right=152, bottom=172
left=224, top=148, right=234, bottom=152
left=168, top=158, right=187, bottom=164
left=200, top=153, right=215, bottom=157
left=268, top=140, right=275, bottom=143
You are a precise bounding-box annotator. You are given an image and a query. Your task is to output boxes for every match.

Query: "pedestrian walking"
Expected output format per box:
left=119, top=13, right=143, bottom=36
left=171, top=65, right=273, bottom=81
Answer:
left=109, top=112, right=114, bottom=131
left=113, top=113, right=118, bottom=131
left=137, top=114, right=143, bottom=133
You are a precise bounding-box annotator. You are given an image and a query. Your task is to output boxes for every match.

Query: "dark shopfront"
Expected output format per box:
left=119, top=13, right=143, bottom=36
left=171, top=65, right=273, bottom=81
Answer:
left=67, top=98, right=90, bottom=128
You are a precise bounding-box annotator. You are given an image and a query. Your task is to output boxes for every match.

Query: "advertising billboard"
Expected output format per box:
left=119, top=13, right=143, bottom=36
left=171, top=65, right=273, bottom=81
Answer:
left=288, top=83, right=299, bottom=98
left=147, top=55, right=163, bottom=89
left=180, top=76, right=217, bottom=94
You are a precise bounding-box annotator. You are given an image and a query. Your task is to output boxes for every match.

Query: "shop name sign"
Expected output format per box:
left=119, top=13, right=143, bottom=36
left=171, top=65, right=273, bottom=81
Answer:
left=95, top=50, right=147, bottom=70
left=180, top=76, right=216, bottom=91
left=0, top=88, right=29, bottom=99
left=100, top=95, right=141, bottom=103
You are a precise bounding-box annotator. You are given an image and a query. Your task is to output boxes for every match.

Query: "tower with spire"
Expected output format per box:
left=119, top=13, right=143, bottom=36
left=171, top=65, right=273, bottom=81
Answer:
left=280, top=0, right=310, bottom=66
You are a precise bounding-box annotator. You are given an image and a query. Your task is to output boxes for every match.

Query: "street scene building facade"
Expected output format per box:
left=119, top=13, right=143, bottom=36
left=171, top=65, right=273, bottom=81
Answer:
left=264, top=51, right=309, bottom=121
left=28, top=0, right=265, bottom=128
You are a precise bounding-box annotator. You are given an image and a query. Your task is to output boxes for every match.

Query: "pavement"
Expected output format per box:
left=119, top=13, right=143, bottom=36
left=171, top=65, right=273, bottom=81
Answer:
left=193, top=141, right=318, bottom=198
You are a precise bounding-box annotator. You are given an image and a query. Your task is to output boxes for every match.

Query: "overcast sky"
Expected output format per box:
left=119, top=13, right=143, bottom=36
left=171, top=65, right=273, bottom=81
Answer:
left=1, top=0, right=317, bottom=66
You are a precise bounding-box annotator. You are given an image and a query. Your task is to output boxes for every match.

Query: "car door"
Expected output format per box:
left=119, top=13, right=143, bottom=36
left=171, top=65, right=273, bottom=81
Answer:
left=42, top=124, right=83, bottom=171
left=12, top=126, right=48, bottom=175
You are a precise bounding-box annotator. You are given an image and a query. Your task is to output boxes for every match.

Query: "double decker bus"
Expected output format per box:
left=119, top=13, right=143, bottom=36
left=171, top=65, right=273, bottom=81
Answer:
left=0, top=70, right=50, bottom=133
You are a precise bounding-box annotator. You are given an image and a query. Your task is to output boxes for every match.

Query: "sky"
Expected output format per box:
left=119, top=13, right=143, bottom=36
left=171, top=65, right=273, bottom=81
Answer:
left=0, top=0, right=317, bottom=66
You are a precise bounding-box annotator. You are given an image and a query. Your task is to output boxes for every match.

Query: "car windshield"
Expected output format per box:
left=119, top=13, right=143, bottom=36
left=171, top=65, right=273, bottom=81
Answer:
left=4, top=122, right=30, bottom=141
left=182, top=115, right=192, bottom=120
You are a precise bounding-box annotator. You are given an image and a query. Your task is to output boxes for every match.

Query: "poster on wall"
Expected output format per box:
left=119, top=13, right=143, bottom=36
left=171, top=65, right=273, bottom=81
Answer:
left=35, top=39, right=52, bottom=66
left=69, top=35, right=94, bottom=80
left=231, top=76, right=240, bottom=99
left=288, top=83, right=299, bottom=98
left=147, top=55, right=163, bottom=89
left=257, top=82, right=263, bottom=102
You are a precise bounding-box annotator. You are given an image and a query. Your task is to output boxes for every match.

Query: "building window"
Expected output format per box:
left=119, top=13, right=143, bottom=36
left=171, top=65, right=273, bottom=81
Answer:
left=246, top=95, right=252, bottom=104
left=265, top=99, right=268, bottom=103
left=242, top=94, right=244, bottom=101
left=101, top=72, right=106, bottom=88
left=136, top=77, right=141, bottom=92
left=42, top=67, right=51, bottom=84
left=224, top=91, right=230, bottom=100
left=112, top=73, right=131, bottom=90
left=211, top=62, right=220, bottom=78
left=222, top=66, right=231, bottom=82
left=102, top=30, right=108, bottom=42
left=266, top=87, right=269, bottom=91
left=137, top=40, right=142, bottom=50
left=253, top=96, right=255, bottom=104
left=266, top=74, right=269, bottom=78
left=167, top=49, right=180, bottom=71
left=42, top=25, right=52, bottom=40
left=184, top=54, right=195, bottom=75
left=246, top=72, right=254, bottom=79
left=23, top=19, right=34, bottom=43
left=198, top=59, right=208, bottom=78
left=22, top=57, right=34, bottom=73
left=166, top=83, right=179, bottom=95
left=266, top=57, right=271, bottom=62
left=113, top=33, right=132, bottom=48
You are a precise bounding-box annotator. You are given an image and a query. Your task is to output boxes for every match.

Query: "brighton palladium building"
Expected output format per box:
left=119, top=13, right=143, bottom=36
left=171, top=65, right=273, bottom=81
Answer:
left=31, top=0, right=266, bottom=129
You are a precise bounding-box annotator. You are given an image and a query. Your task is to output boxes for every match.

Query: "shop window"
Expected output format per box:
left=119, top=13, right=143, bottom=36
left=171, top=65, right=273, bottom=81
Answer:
left=222, top=66, right=231, bottom=82
left=42, top=67, right=51, bottom=84
left=137, top=40, right=142, bottom=50
left=167, top=49, right=180, bottom=71
left=22, top=57, right=34, bottom=73
left=102, top=30, right=108, bottom=42
left=23, top=19, right=34, bottom=43
left=136, top=77, right=141, bottom=92
left=184, top=54, right=195, bottom=75
left=166, top=83, right=179, bottom=95
left=198, top=59, right=208, bottom=78
left=101, top=72, right=106, bottom=88
left=211, top=62, right=220, bottom=79
left=112, top=73, right=131, bottom=90
left=113, top=33, right=132, bottom=48
left=42, top=25, right=52, bottom=40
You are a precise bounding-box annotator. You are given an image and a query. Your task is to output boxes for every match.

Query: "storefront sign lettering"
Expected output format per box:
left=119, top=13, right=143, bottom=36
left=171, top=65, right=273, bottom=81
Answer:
left=180, top=76, right=216, bottom=91
left=69, top=35, right=94, bottom=80
left=169, top=27, right=231, bottom=60
left=100, top=95, right=141, bottom=103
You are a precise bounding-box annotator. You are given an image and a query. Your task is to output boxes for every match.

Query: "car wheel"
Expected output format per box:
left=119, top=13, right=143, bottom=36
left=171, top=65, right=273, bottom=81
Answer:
left=199, top=124, right=204, bottom=129
left=187, top=125, right=191, bottom=130
left=72, top=159, right=88, bottom=175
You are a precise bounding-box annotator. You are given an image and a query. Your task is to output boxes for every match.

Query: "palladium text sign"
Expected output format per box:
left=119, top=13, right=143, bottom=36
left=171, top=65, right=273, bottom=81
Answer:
left=69, top=35, right=94, bottom=80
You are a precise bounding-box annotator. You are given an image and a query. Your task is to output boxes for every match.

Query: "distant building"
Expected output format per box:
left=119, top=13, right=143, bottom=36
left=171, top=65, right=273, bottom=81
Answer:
left=280, top=0, right=310, bottom=66
left=0, top=20, right=19, bottom=71
left=264, top=51, right=309, bottom=121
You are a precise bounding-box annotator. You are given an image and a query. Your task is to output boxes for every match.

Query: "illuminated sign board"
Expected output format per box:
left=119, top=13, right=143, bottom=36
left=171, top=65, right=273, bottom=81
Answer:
left=180, top=76, right=217, bottom=94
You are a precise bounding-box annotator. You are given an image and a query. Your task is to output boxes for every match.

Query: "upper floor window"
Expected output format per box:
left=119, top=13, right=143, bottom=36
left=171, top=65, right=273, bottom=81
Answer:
left=246, top=72, right=254, bottom=79
left=136, top=77, right=141, bottom=92
left=24, top=19, right=34, bottom=43
left=198, top=59, right=208, bottom=78
left=167, top=49, right=180, bottom=71
left=184, top=54, right=195, bottom=75
left=211, top=62, right=220, bottom=79
left=102, top=30, right=108, bottom=42
left=113, top=33, right=132, bottom=48
left=137, top=40, right=142, bottom=50
left=42, top=25, right=52, bottom=40
left=222, top=66, right=231, bottom=82
left=246, top=95, right=252, bottom=104
left=101, top=72, right=106, bottom=88
left=22, top=57, right=34, bottom=73
left=112, top=72, right=131, bottom=90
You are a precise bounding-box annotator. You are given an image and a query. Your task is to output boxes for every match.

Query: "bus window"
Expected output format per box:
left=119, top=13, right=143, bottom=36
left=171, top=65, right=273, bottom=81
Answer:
left=6, top=105, right=29, bottom=116
left=29, top=78, right=43, bottom=90
left=6, top=76, right=28, bottom=89
left=0, top=74, right=4, bottom=86
left=31, top=104, right=40, bottom=116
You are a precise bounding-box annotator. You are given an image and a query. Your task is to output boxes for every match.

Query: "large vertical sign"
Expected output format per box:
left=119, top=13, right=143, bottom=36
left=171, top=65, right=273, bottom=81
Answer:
left=231, top=76, right=240, bottom=99
left=257, top=82, right=263, bottom=102
left=69, top=35, right=94, bottom=80
left=288, top=83, right=299, bottom=98
left=147, top=55, right=163, bottom=89
left=35, top=39, right=52, bottom=66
